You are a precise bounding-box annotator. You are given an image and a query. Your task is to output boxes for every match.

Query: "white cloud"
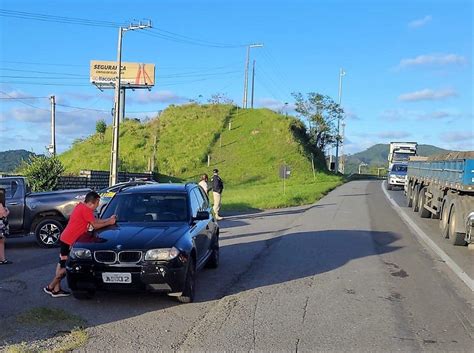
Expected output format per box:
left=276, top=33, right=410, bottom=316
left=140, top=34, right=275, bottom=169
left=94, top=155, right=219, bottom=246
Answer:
left=408, top=15, right=432, bottom=28
left=440, top=131, right=474, bottom=143
left=398, top=88, right=458, bottom=102
left=344, top=109, right=361, bottom=120
left=256, top=98, right=295, bottom=112
left=416, top=111, right=457, bottom=120
left=376, top=131, right=412, bottom=139
left=397, top=53, right=467, bottom=69
left=129, top=90, right=187, bottom=104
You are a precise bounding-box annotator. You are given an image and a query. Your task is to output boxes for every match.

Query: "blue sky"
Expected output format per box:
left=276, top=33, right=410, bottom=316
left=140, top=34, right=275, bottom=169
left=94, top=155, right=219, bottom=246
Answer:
left=0, top=0, right=472, bottom=155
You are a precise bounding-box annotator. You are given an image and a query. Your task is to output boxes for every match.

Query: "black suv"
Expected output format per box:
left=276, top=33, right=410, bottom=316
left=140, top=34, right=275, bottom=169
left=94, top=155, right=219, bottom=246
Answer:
left=97, top=180, right=157, bottom=215
left=66, top=183, right=219, bottom=303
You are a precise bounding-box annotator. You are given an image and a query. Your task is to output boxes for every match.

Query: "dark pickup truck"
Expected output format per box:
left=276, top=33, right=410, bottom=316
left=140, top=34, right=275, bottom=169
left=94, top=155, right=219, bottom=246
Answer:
left=0, top=177, right=90, bottom=247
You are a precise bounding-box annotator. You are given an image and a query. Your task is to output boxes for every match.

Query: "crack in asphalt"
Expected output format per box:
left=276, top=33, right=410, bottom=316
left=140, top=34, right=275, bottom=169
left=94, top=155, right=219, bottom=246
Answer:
left=252, top=293, right=260, bottom=351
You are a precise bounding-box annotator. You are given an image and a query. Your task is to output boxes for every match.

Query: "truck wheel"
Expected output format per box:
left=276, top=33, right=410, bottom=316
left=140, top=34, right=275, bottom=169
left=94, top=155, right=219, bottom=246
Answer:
left=418, top=187, right=431, bottom=218
left=439, top=202, right=450, bottom=238
left=448, top=206, right=467, bottom=246
left=387, top=183, right=392, bottom=190
left=412, top=185, right=420, bottom=212
left=406, top=185, right=413, bottom=207
left=35, top=218, right=64, bottom=248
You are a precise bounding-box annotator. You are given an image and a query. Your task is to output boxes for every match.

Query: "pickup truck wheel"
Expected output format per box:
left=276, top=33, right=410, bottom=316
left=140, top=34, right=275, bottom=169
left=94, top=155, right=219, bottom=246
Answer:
left=418, top=188, right=431, bottom=218
left=448, top=206, right=466, bottom=246
left=35, top=218, right=63, bottom=248
left=177, top=257, right=196, bottom=304
left=412, top=185, right=420, bottom=212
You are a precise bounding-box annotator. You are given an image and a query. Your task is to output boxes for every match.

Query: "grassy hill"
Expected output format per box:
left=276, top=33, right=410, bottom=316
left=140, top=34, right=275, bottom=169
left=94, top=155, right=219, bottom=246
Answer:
left=344, top=144, right=450, bottom=174
left=59, top=104, right=342, bottom=210
left=0, top=149, right=37, bottom=173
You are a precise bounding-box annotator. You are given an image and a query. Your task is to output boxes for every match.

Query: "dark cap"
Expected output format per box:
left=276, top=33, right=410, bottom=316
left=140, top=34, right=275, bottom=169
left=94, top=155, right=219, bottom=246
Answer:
left=213, top=169, right=219, bottom=174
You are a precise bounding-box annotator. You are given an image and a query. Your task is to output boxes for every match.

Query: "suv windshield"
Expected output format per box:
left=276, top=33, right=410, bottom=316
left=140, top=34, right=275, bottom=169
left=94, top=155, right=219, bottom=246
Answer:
left=392, top=165, right=407, bottom=172
left=102, top=192, right=188, bottom=222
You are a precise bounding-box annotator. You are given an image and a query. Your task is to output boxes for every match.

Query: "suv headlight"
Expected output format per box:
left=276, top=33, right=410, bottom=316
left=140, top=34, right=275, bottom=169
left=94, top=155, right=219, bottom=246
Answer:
left=145, top=247, right=179, bottom=261
left=70, top=248, right=92, bottom=259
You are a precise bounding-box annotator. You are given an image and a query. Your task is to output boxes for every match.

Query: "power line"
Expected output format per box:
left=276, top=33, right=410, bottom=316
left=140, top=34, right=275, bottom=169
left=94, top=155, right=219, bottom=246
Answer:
left=0, top=90, right=50, bottom=110
left=0, top=96, right=47, bottom=99
left=0, top=67, right=89, bottom=77
left=0, top=9, right=125, bottom=28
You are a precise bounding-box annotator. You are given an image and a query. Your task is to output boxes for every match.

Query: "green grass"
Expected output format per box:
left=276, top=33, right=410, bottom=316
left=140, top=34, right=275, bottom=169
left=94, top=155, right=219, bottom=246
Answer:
left=59, top=104, right=342, bottom=210
left=16, top=307, right=84, bottom=327
left=5, top=308, right=88, bottom=353
left=5, top=329, right=89, bottom=353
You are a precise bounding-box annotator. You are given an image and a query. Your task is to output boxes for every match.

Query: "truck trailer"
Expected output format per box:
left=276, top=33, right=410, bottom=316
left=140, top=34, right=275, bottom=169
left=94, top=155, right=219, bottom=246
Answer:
left=405, top=151, right=474, bottom=246
left=388, top=142, right=417, bottom=170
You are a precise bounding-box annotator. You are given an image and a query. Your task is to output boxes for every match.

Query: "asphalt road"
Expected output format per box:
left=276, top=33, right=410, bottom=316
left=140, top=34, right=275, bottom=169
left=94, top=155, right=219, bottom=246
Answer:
left=1, top=180, right=472, bottom=352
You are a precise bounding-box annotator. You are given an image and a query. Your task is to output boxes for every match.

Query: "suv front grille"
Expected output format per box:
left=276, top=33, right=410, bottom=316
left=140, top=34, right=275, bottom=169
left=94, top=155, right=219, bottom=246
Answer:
left=118, top=251, right=142, bottom=263
left=94, top=251, right=117, bottom=264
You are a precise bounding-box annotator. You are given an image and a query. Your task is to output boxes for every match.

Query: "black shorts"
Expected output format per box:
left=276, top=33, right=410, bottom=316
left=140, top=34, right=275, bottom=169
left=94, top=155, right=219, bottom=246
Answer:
left=59, top=240, right=71, bottom=257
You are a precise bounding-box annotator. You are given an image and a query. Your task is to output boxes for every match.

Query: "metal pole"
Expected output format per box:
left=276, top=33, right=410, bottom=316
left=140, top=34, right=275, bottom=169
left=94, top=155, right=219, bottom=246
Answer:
left=109, top=27, right=123, bottom=186
left=335, top=68, right=345, bottom=174
left=242, top=44, right=263, bottom=109
left=251, top=59, right=256, bottom=109
left=119, top=88, right=126, bottom=123
left=242, top=45, right=250, bottom=108
left=340, top=121, right=345, bottom=174
left=50, top=95, right=56, bottom=156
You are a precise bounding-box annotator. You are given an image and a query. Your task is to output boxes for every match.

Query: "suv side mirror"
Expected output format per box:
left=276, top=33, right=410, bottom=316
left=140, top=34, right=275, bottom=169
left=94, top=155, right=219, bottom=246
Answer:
left=194, top=211, right=210, bottom=221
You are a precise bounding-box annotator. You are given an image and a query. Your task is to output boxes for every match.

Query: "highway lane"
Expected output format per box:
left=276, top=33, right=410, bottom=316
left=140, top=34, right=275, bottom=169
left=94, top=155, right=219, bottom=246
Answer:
left=386, top=184, right=473, bottom=280
left=1, top=180, right=472, bottom=352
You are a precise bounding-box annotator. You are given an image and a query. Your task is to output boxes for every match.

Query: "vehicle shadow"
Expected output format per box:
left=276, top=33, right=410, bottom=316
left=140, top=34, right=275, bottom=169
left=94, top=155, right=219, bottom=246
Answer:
left=195, top=229, right=402, bottom=302
left=0, top=229, right=401, bottom=348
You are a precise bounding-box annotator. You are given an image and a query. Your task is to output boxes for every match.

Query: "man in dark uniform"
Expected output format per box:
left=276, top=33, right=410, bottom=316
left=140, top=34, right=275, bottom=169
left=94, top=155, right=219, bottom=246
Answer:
left=211, top=169, right=224, bottom=220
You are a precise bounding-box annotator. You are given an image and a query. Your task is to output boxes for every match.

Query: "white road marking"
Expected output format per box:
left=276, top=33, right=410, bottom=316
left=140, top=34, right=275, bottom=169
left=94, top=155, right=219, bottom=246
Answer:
left=381, top=181, right=474, bottom=292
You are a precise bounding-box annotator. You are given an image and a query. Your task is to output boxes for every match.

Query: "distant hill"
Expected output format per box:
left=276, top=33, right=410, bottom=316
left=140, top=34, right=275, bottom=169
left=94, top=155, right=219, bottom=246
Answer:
left=0, top=149, right=37, bottom=173
left=344, top=144, right=450, bottom=174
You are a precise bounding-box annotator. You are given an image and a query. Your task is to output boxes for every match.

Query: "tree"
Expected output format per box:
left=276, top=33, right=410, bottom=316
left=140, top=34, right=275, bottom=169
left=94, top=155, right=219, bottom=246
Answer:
left=207, top=93, right=234, bottom=105
left=292, top=92, right=343, bottom=152
left=96, top=119, right=107, bottom=141
left=20, top=155, right=65, bottom=192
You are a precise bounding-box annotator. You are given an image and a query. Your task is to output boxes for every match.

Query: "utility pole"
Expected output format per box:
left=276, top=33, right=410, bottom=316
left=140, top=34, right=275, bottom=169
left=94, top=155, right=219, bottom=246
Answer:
left=49, top=95, right=56, bottom=156
left=250, top=59, right=256, bottom=109
left=109, top=21, right=152, bottom=186
left=150, top=135, right=157, bottom=172
left=119, top=88, right=126, bottom=123
left=335, top=67, right=345, bottom=174
left=242, top=43, right=263, bottom=108
left=340, top=121, right=346, bottom=174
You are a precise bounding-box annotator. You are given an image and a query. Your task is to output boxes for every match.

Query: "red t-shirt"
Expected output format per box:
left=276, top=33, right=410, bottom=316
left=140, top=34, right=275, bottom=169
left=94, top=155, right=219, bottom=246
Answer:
left=60, top=203, right=95, bottom=245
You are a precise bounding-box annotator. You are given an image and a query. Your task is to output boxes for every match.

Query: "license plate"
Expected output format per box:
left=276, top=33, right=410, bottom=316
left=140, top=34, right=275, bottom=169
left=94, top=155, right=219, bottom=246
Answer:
left=102, top=272, right=132, bottom=284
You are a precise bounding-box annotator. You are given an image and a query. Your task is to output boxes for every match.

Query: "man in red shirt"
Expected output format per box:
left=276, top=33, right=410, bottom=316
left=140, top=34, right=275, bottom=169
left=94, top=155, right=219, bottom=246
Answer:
left=44, top=191, right=116, bottom=297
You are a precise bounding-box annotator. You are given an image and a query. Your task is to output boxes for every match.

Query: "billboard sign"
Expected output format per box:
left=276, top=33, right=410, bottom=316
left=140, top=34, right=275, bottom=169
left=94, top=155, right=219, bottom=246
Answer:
left=90, top=60, right=155, bottom=87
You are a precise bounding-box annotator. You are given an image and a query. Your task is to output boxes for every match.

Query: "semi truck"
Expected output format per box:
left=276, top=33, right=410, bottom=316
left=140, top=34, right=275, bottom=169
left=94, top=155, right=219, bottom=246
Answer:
left=405, top=151, right=474, bottom=246
left=388, top=142, right=417, bottom=170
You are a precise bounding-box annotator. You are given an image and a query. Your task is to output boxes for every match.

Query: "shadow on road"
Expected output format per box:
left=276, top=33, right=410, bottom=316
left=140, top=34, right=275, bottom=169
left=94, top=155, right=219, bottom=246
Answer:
left=196, top=229, right=402, bottom=301
left=0, top=229, right=402, bottom=347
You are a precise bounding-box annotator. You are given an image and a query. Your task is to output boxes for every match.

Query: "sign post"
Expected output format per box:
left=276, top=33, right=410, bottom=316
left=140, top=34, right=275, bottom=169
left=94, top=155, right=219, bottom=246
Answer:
left=279, top=163, right=291, bottom=195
